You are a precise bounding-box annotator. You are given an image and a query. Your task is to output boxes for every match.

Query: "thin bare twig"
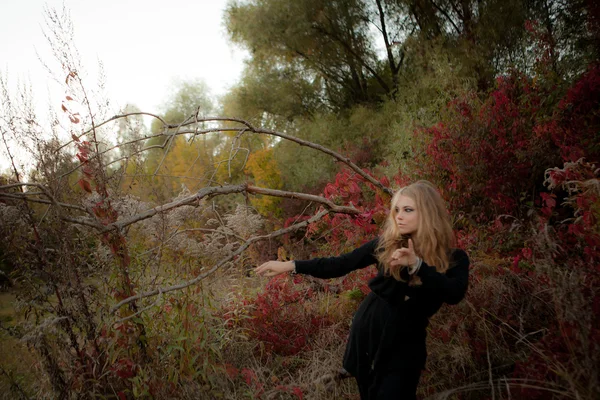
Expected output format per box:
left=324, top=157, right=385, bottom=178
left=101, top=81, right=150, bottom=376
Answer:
left=55, top=184, right=360, bottom=233
left=54, top=114, right=393, bottom=195
left=0, top=192, right=86, bottom=212
left=114, top=287, right=164, bottom=324
left=110, top=209, right=332, bottom=312
left=55, top=111, right=168, bottom=152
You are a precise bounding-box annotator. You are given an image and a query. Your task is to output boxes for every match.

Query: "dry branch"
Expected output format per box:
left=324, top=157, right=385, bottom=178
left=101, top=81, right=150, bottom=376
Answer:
left=54, top=113, right=393, bottom=195
left=0, top=192, right=86, bottom=212
left=2, top=110, right=390, bottom=317
left=110, top=209, right=334, bottom=312
left=1, top=182, right=362, bottom=233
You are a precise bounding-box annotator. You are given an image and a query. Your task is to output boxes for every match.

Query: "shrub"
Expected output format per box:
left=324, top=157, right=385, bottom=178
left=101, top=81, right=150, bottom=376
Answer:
left=223, top=274, right=337, bottom=357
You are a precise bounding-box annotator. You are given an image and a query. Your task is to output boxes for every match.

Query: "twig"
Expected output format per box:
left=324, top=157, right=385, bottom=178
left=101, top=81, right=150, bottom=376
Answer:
left=55, top=111, right=168, bottom=152
left=110, top=209, right=331, bottom=312
left=114, top=287, right=163, bottom=324
left=49, top=184, right=361, bottom=233
left=0, top=192, right=86, bottom=212
left=52, top=114, right=393, bottom=195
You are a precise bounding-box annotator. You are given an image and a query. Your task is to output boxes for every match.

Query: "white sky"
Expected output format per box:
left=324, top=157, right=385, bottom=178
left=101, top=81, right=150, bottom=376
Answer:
left=1, top=0, right=245, bottom=110
left=0, top=0, right=247, bottom=171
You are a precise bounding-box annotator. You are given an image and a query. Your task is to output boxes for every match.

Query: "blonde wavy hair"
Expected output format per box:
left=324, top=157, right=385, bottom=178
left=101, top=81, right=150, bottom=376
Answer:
left=376, top=180, right=455, bottom=280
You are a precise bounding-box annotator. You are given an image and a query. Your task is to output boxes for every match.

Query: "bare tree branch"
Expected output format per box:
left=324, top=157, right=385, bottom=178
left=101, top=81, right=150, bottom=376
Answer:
left=110, top=209, right=334, bottom=313
left=56, top=111, right=168, bottom=152
left=226, top=118, right=393, bottom=196
left=375, top=0, right=400, bottom=82
left=0, top=182, right=85, bottom=213
left=0, top=192, right=86, bottom=212
left=430, top=0, right=461, bottom=35
left=1, top=182, right=363, bottom=234
left=97, top=184, right=360, bottom=233
left=52, top=114, right=393, bottom=196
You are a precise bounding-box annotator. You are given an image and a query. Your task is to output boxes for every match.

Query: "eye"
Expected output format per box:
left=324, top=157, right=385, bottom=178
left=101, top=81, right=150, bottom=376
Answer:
left=404, top=207, right=414, bottom=212
left=394, top=207, right=399, bottom=212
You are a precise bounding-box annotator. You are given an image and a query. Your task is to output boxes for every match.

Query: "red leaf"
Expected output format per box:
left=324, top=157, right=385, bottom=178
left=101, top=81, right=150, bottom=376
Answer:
left=66, top=95, right=73, bottom=101
left=93, top=206, right=108, bottom=220
left=78, top=178, right=92, bottom=193
left=65, top=71, right=76, bottom=84
left=292, top=387, right=303, bottom=399
left=113, top=358, right=136, bottom=379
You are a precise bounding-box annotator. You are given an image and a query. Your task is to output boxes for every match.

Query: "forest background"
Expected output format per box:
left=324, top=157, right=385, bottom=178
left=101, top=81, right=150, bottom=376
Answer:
left=0, top=0, right=599, bottom=399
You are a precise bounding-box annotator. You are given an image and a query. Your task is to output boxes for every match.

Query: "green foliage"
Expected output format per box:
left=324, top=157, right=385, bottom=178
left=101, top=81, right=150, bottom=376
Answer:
left=152, top=78, right=214, bottom=130
left=344, top=288, right=366, bottom=302
left=2, top=1, right=600, bottom=398
left=225, top=0, right=394, bottom=111
left=220, top=61, right=324, bottom=127
left=116, top=103, right=147, bottom=159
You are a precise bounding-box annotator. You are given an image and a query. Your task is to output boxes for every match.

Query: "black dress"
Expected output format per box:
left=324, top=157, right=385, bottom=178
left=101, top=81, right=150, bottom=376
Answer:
left=294, top=238, right=470, bottom=399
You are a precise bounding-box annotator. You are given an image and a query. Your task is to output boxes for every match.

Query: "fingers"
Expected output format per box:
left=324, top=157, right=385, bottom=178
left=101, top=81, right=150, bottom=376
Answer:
left=391, top=239, right=418, bottom=267
left=389, top=259, right=404, bottom=268
left=392, top=248, right=407, bottom=259
left=254, top=261, right=273, bottom=276
left=393, top=240, right=416, bottom=259
left=255, top=261, right=286, bottom=277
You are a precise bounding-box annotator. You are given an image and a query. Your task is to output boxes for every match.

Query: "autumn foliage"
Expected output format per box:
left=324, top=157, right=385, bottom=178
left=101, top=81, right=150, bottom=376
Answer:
left=2, top=4, right=600, bottom=399
left=220, top=63, right=600, bottom=399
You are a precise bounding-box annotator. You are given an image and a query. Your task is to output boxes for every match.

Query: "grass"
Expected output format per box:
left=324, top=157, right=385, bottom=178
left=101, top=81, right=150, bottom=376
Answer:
left=0, top=291, right=45, bottom=399
left=0, top=291, right=17, bottom=321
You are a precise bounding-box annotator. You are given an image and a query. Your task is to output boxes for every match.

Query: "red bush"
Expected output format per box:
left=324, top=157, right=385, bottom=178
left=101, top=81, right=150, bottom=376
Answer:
left=225, top=275, right=335, bottom=356
left=416, top=64, right=600, bottom=223
left=416, top=73, right=559, bottom=218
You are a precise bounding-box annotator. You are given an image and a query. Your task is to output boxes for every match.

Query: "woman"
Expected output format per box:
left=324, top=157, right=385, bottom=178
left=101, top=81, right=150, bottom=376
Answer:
left=255, top=180, right=470, bottom=399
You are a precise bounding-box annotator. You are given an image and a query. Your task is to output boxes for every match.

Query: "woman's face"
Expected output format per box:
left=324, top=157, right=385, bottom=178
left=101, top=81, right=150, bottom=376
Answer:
left=393, top=194, right=419, bottom=235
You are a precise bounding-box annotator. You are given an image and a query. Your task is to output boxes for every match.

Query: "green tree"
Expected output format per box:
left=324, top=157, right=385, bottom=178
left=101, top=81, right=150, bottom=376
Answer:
left=116, top=103, right=147, bottom=159
left=225, top=0, right=404, bottom=112
left=131, top=79, right=219, bottom=201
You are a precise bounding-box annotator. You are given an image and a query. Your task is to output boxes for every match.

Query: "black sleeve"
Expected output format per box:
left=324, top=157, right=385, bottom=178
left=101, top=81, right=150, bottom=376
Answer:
left=294, top=238, right=379, bottom=279
left=416, top=249, right=470, bottom=305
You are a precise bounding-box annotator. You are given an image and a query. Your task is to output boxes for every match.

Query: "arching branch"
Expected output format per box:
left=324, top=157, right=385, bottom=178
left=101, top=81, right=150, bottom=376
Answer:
left=54, top=113, right=393, bottom=196
left=110, top=208, right=336, bottom=312
left=1, top=182, right=362, bottom=232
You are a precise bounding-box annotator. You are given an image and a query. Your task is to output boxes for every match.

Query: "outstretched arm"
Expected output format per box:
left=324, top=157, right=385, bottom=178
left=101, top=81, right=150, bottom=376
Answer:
left=255, top=238, right=379, bottom=279
left=293, top=238, right=379, bottom=279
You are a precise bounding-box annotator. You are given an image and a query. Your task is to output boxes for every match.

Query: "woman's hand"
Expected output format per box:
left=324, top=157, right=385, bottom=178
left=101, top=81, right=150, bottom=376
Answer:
left=390, top=238, right=417, bottom=268
left=255, top=260, right=295, bottom=277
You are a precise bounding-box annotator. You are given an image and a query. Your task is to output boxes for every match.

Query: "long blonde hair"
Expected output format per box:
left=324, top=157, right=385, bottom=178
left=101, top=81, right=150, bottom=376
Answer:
left=376, top=180, right=455, bottom=280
